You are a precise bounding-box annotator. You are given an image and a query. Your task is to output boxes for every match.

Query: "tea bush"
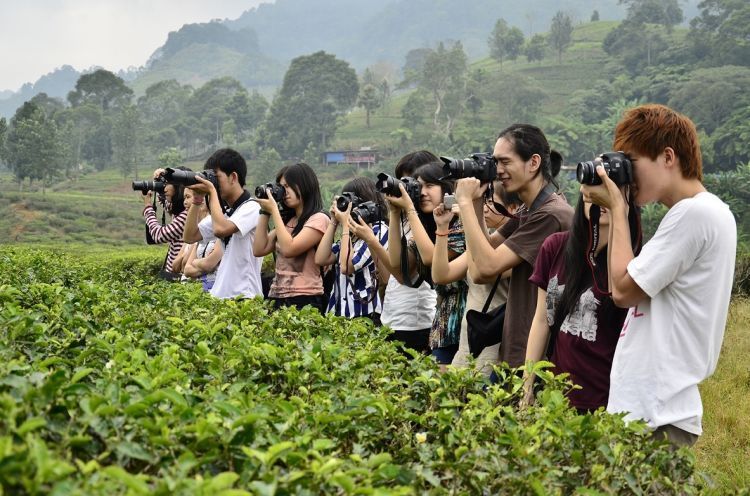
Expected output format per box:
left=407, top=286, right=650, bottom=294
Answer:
left=0, top=247, right=706, bottom=494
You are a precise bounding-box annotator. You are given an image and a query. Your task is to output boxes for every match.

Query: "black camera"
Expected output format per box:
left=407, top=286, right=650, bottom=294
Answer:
left=336, top=192, right=361, bottom=212
left=352, top=201, right=383, bottom=225
left=439, top=152, right=497, bottom=183
left=577, top=152, right=633, bottom=186
left=132, top=180, right=166, bottom=194
left=162, top=168, right=220, bottom=191
left=375, top=173, right=422, bottom=206
left=255, top=183, right=286, bottom=202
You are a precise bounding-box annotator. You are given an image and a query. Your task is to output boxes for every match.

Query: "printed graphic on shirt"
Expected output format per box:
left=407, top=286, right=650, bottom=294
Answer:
left=546, top=275, right=599, bottom=342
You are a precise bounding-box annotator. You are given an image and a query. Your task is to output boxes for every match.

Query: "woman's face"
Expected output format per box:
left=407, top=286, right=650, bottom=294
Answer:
left=417, top=178, right=443, bottom=214
left=183, top=188, right=194, bottom=209
left=279, top=176, right=301, bottom=210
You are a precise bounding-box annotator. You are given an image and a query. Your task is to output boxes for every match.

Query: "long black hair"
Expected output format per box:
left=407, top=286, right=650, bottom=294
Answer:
left=498, top=124, right=562, bottom=189
left=342, top=177, right=387, bottom=222
left=168, top=166, right=191, bottom=216
left=553, top=194, right=642, bottom=327
left=413, top=162, right=455, bottom=243
left=277, top=162, right=324, bottom=237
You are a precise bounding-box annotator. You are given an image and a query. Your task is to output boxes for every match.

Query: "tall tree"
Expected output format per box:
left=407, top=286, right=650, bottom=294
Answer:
left=689, top=0, right=750, bottom=67
left=0, top=117, right=7, bottom=163
left=620, top=0, right=683, bottom=32
left=525, top=34, right=547, bottom=63
left=5, top=102, right=63, bottom=191
left=112, top=105, right=141, bottom=178
left=419, top=42, right=470, bottom=137
left=488, top=19, right=525, bottom=67
left=185, top=77, right=248, bottom=146
left=549, top=11, right=573, bottom=64
left=262, top=51, right=358, bottom=157
left=358, top=84, right=381, bottom=128
left=68, top=69, right=133, bottom=112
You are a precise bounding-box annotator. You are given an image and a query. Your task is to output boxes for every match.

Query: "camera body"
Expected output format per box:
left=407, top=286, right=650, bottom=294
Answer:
left=352, top=201, right=383, bottom=225
left=255, top=182, right=286, bottom=202
left=577, top=152, right=633, bottom=186
left=440, top=152, right=497, bottom=183
left=161, top=167, right=220, bottom=191
left=336, top=192, right=361, bottom=212
left=132, top=179, right=166, bottom=194
left=375, top=173, right=422, bottom=207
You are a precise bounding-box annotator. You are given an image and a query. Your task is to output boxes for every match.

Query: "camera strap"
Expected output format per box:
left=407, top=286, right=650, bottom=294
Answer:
left=400, top=211, right=428, bottom=289
left=221, top=189, right=252, bottom=246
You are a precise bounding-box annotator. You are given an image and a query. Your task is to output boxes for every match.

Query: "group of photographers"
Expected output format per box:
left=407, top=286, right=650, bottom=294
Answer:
left=137, top=104, right=735, bottom=448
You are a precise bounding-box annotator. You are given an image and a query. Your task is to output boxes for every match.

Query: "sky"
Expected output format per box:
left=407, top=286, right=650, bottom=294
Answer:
left=0, top=0, right=269, bottom=92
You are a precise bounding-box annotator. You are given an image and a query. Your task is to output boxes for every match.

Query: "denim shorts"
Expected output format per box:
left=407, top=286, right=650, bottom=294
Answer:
left=431, top=344, right=459, bottom=364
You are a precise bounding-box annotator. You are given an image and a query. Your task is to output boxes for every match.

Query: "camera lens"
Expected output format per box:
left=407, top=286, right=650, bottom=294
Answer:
left=576, top=161, right=600, bottom=185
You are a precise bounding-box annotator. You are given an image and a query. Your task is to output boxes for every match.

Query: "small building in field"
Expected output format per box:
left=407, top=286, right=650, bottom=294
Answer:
left=322, top=148, right=377, bottom=169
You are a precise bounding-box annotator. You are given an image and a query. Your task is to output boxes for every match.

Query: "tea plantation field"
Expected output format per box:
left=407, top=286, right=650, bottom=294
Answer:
left=0, top=247, right=746, bottom=494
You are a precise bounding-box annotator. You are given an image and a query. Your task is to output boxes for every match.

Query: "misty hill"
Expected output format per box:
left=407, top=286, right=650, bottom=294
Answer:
left=129, top=21, right=284, bottom=95
left=226, top=0, right=640, bottom=69
left=0, top=65, right=81, bottom=118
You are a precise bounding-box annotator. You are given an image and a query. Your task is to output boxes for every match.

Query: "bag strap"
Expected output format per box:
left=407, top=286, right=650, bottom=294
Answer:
left=481, top=275, right=502, bottom=312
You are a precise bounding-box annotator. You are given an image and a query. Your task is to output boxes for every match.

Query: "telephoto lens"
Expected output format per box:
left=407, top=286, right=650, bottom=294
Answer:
left=131, top=180, right=166, bottom=194
left=439, top=153, right=497, bottom=183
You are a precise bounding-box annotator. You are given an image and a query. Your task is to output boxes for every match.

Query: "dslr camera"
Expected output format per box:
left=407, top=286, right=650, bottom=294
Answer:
left=351, top=201, right=383, bottom=225
left=336, top=192, right=361, bottom=212
left=439, top=152, right=497, bottom=183
left=577, top=152, right=633, bottom=186
left=255, top=182, right=286, bottom=202
left=375, top=173, right=422, bottom=207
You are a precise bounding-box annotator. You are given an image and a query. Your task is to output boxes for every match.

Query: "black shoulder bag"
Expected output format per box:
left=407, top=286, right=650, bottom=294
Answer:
left=466, top=275, right=505, bottom=358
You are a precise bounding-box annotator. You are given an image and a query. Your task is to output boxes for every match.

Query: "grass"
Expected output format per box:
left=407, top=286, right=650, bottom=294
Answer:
left=696, top=298, right=750, bottom=491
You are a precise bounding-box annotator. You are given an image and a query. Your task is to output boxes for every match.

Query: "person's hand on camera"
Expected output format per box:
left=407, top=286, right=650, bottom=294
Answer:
left=580, top=166, right=629, bottom=213
left=385, top=183, right=414, bottom=211
left=433, top=202, right=454, bottom=230
left=333, top=199, right=352, bottom=225
left=349, top=216, right=376, bottom=244
left=153, top=168, right=166, bottom=181
left=455, top=178, right=487, bottom=205
left=188, top=175, right=215, bottom=196
left=255, top=188, right=280, bottom=213
left=142, top=190, right=153, bottom=206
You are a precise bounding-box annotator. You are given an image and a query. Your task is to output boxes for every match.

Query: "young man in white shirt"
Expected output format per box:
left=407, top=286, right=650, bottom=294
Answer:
left=184, top=148, right=263, bottom=299
left=582, top=104, right=736, bottom=446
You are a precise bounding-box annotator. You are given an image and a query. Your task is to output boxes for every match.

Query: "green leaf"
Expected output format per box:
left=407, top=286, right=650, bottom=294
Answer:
left=103, top=466, right=150, bottom=494
left=17, top=417, right=47, bottom=435
left=116, top=441, right=153, bottom=462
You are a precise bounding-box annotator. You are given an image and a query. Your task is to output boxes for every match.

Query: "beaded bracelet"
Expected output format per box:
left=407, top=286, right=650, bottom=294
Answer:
left=435, top=231, right=449, bottom=237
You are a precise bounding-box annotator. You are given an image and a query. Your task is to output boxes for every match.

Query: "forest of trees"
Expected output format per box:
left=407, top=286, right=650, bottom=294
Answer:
left=0, top=0, right=748, bottom=192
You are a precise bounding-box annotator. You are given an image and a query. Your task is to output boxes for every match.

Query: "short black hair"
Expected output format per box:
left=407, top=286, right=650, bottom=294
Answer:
left=204, top=148, right=247, bottom=187
left=395, top=150, right=438, bottom=178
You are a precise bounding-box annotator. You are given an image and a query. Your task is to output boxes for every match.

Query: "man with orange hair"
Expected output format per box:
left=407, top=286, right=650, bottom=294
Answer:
left=581, top=104, right=736, bottom=446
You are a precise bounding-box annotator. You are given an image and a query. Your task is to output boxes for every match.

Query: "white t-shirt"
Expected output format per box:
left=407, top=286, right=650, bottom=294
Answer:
left=380, top=275, right=437, bottom=330
left=607, top=192, right=736, bottom=435
left=198, top=199, right=263, bottom=299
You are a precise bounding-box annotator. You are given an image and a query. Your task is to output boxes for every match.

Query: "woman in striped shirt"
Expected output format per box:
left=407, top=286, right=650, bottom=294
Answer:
left=142, top=167, right=190, bottom=274
left=316, top=178, right=389, bottom=321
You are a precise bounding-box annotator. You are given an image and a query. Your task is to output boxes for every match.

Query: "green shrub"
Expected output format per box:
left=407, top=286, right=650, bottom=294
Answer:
left=0, top=248, right=706, bottom=494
